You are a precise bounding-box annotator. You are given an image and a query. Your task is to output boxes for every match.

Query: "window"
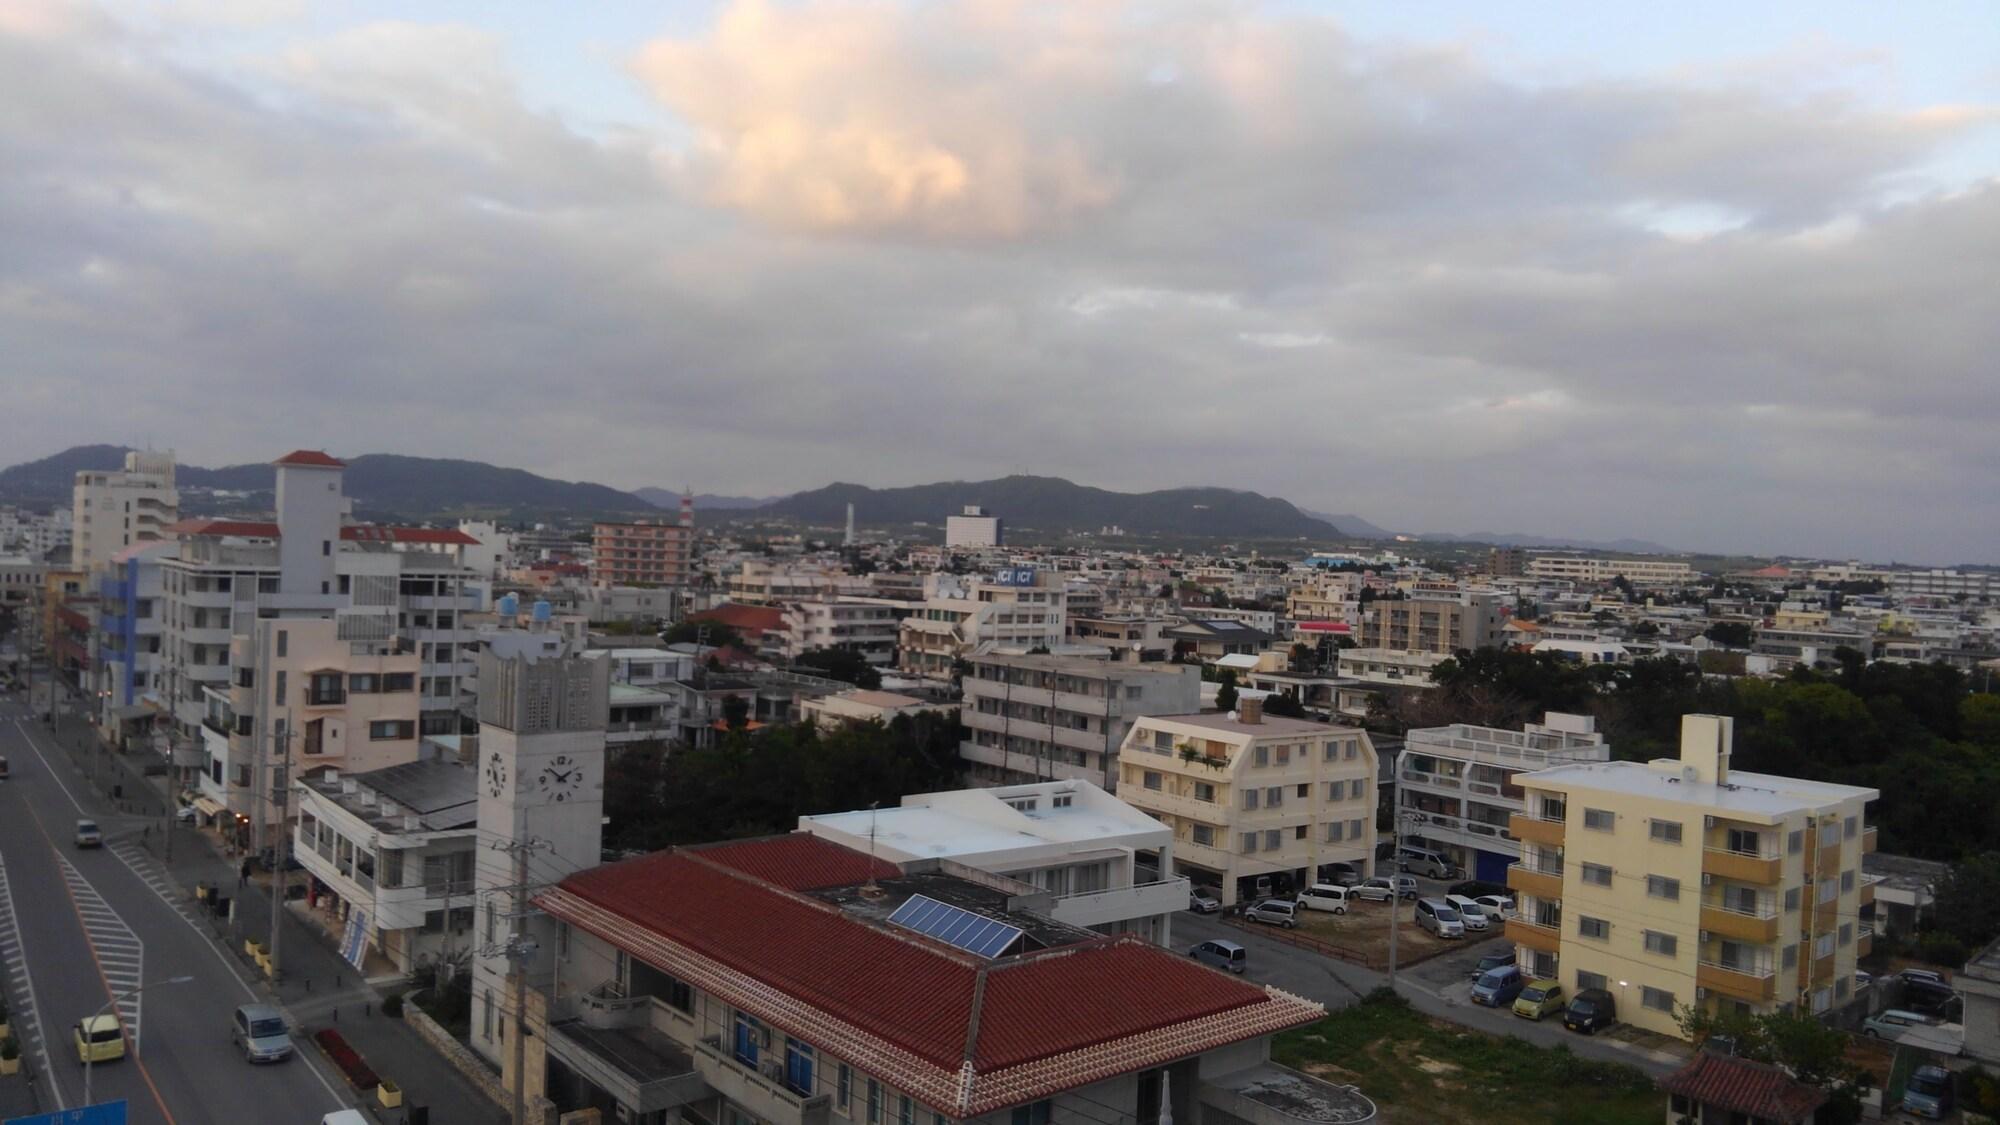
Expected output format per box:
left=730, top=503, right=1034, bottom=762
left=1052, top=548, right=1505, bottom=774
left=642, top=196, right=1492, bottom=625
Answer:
left=1346, top=742, right=1357, bottom=760
left=1787, top=829, right=1804, bottom=854
left=1297, top=783, right=1309, bottom=798
left=1838, top=922, right=1853, bottom=946
left=1582, top=808, right=1614, bottom=831
left=1254, top=746, right=1269, bottom=767
left=1816, top=932, right=1835, bottom=958
left=322, top=539, right=331, bottom=556
left=1193, top=782, right=1215, bottom=802
left=838, top=1065, right=852, bottom=1113
left=349, top=673, right=378, bottom=694
left=370, top=720, right=415, bottom=741
left=899, top=1097, right=914, bottom=1125
left=273, top=670, right=287, bottom=702
left=1264, top=830, right=1282, bottom=850
left=1643, top=931, right=1678, bottom=957
left=1242, top=833, right=1258, bottom=854
left=786, top=1039, right=817, bottom=1096
left=1580, top=863, right=1612, bottom=888
left=1641, top=987, right=1675, bottom=1013
left=1325, top=822, right=1343, bottom=842
left=1266, top=786, right=1283, bottom=807
left=1143, top=771, right=1162, bottom=791
left=1576, top=970, right=1607, bottom=993
left=1578, top=916, right=1609, bottom=940
left=276, top=629, right=288, bottom=657
left=1646, top=875, right=1681, bottom=901
left=1819, top=821, right=1839, bottom=847
left=1276, top=745, right=1290, bottom=765
left=1153, top=730, right=1173, bottom=753
left=1324, top=743, right=1338, bottom=762
left=481, top=988, right=493, bottom=1040
left=1192, top=825, right=1214, bottom=847
left=1818, top=879, right=1838, bottom=904
left=1840, top=869, right=1855, bottom=893
left=1782, top=942, right=1798, bottom=969
left=1010, top=1103, right=1051, bottom=1125
left=867, top=1081, right=881, bottom=1125
left=1350, top=817, right=1365, bottom=839
left=1844, top=814, right=1857, bottom=839
left=1835, top=977, right=1850, bottom=1001
left=1294, top=825, right=1308, bottom=840
left=1244, top=790, right=1260, bottom=811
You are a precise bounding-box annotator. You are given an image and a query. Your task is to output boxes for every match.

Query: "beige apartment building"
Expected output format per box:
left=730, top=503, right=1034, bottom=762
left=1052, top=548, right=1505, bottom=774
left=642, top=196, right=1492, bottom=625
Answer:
left=72, top=450, right=179, bottom=573
left=1525, top=555, right=1695, bottom=588
left=959, top=653, right=1199, bottom=790
left=1507, top=715, right=1878, bottom=1038
left=1356, top=587, right=1506, bottom=654
left=897, top=573, right=1067, bottom=680
left=590, top=515, right=694, bottom=589
left=1118, top=701, right=1377, bottom=905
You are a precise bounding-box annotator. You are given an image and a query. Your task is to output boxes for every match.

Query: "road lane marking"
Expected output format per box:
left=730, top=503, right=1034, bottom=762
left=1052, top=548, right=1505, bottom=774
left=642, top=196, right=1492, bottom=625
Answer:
left=10, top=718, right=86, bottom=815
left=57, top=856, right=146, bottom=1051
left=0, top=851, right=64, bottom=1108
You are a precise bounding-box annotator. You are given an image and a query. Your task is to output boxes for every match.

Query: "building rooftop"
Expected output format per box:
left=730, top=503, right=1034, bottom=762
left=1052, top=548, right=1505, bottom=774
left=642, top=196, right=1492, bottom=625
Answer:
left=304, top=756, right=477, bottom=833
left=1518, top=760, right=1876, bottom=818
left=838, top=690, right=928, bottom=709
left=1863, top=851, right=1948, bottom=896
left=803, top=780, right=1167, bottom=861
left=535, top=834, right=1321, bottom=1116
left=1143, top=712, right=1356, bottom=739
left=274, top=449, right=346, bottom=468
left=1659, top=1052, right=1825, bottom=1122
left=1206, top=1063, right=1378, bottom=1124
left=970, top=652, right=1189, bottom=677
left=167, top=519, right=480, bottom=546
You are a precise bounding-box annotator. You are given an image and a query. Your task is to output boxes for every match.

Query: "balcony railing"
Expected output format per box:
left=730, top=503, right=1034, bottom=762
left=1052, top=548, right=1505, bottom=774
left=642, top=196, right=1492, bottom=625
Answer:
left=1052, top=877, right=1192, bottom=929
left=1697, top=960, right=1777, bottom=1001
left=1700, top=900, right=1780, bottom=943
left=1504, top=913, right=1561, bottom=954
left=1506, top=862, right=1563, bottom=901
left=1862, top=825, right=1878, bottom=854
left=1702, top=846, right=1781, bottom=885
left=1508, top=811, right=1566, bottom=849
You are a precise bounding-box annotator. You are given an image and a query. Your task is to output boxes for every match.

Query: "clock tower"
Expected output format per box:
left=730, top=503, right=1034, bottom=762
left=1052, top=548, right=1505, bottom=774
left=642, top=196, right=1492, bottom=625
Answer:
left=470, top=642, right=610, bottom=1066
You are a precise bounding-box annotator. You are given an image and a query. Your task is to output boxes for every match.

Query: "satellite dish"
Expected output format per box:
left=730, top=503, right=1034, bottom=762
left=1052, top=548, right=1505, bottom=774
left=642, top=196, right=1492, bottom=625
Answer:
left=1227, top=710, right=1239, bottom=721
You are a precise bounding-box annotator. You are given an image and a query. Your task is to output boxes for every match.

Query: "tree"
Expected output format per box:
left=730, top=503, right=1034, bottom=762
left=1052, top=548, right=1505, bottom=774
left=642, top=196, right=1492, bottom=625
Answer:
left=795, top=648, right=883, bottom=690
left=1612, top=574, right=1637, bottom=602
left=1931, top=851, right=2000, bottom=949
left=1263, top=691, right=1307, bottom=719
left=1288, top=642, right=1317, bottom=675
left=721, top=694, right=751, bottom=731
left=1215, top=669, right=1239, bottom=713
left=1704, top=621, right=1753, bottom=647
left=1676, top=1006, right=1872, bottom=1124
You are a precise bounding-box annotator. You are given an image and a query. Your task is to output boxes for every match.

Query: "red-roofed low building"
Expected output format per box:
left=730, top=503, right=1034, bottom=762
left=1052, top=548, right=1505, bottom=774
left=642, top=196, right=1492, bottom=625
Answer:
left=518, top=833, right=1355, bottom=1125
left=1661, top=1051, right=1826, bottom=1124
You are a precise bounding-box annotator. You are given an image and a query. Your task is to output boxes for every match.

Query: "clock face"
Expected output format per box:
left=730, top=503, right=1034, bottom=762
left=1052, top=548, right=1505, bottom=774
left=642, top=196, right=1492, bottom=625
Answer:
left=537, top=753, right=585, bottom=803
left=485, top=751, right=509, bottom=800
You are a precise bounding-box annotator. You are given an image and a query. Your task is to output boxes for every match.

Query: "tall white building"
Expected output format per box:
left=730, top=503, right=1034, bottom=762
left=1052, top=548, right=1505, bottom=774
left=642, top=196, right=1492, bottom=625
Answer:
left=944, top=504, right=1003, bottom=548
left=958, top=653, right=1200, bottom=790
left=1526, top=555, right=1695, bottom=588
left=897, top=571, right=1067, bottom=680
left=1397, top=712, right=1611, bottom=883
left=469, top=644, right=610, bottom=1067
left=72, top=450, right=179, bottom=572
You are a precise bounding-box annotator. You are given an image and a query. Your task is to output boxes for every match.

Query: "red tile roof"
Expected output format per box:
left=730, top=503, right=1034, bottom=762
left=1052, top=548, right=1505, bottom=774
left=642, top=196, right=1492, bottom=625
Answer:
left=273, top=450, right=346, bottom=467
left=537, top=836, right=1322, bottom=1114
left=168, top=519, right=479, bottom=546
left=1661, top=1052, right=1826, bottom=1122
left=690, top=603, right=786, bottom=634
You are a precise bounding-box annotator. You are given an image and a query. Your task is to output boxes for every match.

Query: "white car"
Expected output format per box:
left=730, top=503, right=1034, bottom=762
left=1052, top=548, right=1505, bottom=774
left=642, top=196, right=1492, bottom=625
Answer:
left=1474, top=893, right=1515, bottom=915
left=1444, top=894, right=1493, bottom=932
left=1353, top=876, right=1417, bottom=901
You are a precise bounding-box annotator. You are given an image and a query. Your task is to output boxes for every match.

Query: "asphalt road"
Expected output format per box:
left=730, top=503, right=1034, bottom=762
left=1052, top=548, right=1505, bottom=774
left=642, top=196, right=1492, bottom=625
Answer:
left=0, top=691, right=357, bottom=1123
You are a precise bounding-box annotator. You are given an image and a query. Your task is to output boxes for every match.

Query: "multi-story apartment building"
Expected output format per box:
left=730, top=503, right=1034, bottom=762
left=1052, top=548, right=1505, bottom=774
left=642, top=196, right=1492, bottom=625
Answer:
left=1506, top=715, right=1878, bottom=1038
left=1888, top=568, right=1996, bottom=602
left=520, top=832, right=1339, bottom=1125
left=1525, top=555, right=1696, bottom=589
left=1356, top=587, right=1505, bottom=654
left=591, top=506, right=695, bottom=588
left=959, top=654, right=1199, bottom=790
left=72, top=449, right=179, bottom=573
left=1118, top=701, right=1378, bottom=906
left=90, top=540, right=172, bottom=738
left=1066, top=614, right=1177, bottom=662
left=291, top=756, right=479, bottom=974
left=944, top=503, right=1003, bottom=547
left=1486, top=547, right=1526, bottom=578
left=898, top=574, right=1067, bottom=680
left=802, top=779, right=1191, bottom=943
left=1396, top=712, right=1610, bottom=883
left=779, top=597, right=915, bottom=666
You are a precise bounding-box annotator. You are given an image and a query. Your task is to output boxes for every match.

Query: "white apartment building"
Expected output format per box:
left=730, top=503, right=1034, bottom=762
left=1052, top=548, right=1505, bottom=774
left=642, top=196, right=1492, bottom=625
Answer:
left=594, top=646, right=694, bottom=748
left=800, top=689, right=951, bottom=730
left=1526, top=555, right=1696, bottom=588
left=1889, top=569, right=1996, bottom=601
left=723, top=560, right=864, bottom=605
left=779, top=597, right=914, bottom=666
left=1397, top=712, right=1611, bottom=884
left=897, top=573, right=1067, bottom=680
left=72, top=450, right=179, bottom=573
left=1118, top=701, right=1379, bottom=906
left=801, top=779, right=1190, bottom=943
left=944, top=504, right=1003, bottom=548
left=291, top=756, right=480, bottom=974
left=959, top=653, right=1200, bottom=790
left=1336, top=647, right=1447, bottom=688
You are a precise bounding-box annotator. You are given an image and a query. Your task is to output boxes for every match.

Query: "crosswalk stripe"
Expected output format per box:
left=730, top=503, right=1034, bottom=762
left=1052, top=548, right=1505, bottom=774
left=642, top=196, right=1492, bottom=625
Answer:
left=57, top=856, right=146, bottom=1052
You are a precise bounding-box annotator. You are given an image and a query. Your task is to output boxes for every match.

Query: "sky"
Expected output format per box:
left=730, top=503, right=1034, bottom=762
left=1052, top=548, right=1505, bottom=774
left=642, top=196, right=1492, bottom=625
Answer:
left=3, top=1, right=1998, bottom=563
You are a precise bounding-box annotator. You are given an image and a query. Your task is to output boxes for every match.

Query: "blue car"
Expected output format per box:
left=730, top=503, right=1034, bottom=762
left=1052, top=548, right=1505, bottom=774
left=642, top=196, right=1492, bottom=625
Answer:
left=1470, top=965, right=1524, bottom=1007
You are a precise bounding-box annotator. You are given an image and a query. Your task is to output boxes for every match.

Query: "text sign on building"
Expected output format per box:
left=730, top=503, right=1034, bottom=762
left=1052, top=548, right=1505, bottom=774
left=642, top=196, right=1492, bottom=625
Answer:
left=990, top=568, right=1037, bottom=587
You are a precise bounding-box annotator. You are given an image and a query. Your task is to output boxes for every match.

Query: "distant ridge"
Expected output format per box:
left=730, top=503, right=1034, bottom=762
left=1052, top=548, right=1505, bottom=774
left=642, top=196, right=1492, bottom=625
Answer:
left=635, top=487, right=776, bottom=511
left=748, top=475, right=1339, bottom=539
left=1301, top=510, right=1395, bottom=540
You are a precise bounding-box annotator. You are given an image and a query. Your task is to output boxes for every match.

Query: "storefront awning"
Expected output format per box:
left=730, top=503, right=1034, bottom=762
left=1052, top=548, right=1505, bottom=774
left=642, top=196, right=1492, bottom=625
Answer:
left=110, top=704, right=156, bottom=723
left=192, top=796, right=226, bottom=818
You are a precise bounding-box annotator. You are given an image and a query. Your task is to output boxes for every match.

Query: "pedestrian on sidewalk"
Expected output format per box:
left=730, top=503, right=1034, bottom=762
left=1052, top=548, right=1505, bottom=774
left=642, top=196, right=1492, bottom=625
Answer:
left=239, top=857, right=251, bottom=887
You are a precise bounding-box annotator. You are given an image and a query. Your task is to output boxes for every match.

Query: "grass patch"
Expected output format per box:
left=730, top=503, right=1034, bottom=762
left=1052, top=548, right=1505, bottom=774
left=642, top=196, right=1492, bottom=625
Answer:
left=1272, top=988, right=1659, bottom=1125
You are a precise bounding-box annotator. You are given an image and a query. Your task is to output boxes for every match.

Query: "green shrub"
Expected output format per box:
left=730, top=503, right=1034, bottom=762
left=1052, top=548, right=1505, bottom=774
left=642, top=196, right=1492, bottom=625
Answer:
left=381, top=992, right=404, bottom=1018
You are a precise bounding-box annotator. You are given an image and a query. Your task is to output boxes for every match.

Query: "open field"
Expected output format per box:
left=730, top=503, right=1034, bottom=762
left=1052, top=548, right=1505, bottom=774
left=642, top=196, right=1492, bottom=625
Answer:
left=1241, top=898, right=1464, bottom=970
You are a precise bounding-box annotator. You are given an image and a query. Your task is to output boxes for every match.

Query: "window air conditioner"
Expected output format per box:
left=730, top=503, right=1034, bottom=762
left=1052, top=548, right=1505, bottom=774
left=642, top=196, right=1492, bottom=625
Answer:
left=1701, top=873, right=1712, bottom=886
left=1704, top=815, right=1715, bottom=829
left=1699, top=931, right=1711, bottom=943
left=1696, top=987, right=1708, bottom=1001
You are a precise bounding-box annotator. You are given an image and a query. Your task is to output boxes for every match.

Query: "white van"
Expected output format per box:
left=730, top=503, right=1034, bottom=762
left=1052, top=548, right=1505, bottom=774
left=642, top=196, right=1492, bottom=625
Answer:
left=323, top=1112, right=372, bottom=1125
left=1299, top=883, right=1356, bottom=914
left=1398, top=847, right=1455, bottom=879
left=1443, top=894, right=1492, bottom=932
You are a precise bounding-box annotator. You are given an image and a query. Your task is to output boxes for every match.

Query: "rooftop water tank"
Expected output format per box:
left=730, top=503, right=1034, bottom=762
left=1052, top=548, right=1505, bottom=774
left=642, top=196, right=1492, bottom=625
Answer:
left=531, top=599, right=553, bottom=623
left=497, top=593, right=520, bottom=619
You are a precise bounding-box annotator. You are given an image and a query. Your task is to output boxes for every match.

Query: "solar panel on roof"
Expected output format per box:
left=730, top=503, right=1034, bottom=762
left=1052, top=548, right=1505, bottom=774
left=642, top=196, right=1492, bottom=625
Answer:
left=886, top=894, right=1024, bottom=959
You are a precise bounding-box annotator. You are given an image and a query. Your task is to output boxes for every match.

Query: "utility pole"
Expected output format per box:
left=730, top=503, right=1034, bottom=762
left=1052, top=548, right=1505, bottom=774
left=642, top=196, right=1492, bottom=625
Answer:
left=270, top=706, right=291, bottom=980
left=1387, top=746, right=1402, bottom=994
left=510, top=838, right=529, bottom=1125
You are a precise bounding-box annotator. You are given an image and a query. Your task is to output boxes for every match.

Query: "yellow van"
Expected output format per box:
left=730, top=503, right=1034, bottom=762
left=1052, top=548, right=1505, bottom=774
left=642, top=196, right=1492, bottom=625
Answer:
left=1511, top=980, right=1565, bottom=1021
left=74, top=1014, right=127, bottom=1064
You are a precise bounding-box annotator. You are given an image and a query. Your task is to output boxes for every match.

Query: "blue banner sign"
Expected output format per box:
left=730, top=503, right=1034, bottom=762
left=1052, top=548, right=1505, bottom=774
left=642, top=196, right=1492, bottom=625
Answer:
left=989, top=567, right=1037, bottom=587
left=7, top=1101, right=129, bottom=1125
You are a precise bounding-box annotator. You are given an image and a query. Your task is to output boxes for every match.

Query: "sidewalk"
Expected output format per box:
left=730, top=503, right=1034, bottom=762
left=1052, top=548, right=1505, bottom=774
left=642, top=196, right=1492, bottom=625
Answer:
left=50, top=703, right=509, bottom=1125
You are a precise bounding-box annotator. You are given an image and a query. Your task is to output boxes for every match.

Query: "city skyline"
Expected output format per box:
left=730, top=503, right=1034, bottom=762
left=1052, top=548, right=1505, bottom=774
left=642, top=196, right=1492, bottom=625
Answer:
left=3, top=0, right=1997, bottom=560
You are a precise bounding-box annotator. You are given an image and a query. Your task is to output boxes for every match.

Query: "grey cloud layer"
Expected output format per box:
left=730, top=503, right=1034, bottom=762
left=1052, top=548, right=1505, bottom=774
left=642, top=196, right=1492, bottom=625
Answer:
left=1, top=0, right=1996, bottom=560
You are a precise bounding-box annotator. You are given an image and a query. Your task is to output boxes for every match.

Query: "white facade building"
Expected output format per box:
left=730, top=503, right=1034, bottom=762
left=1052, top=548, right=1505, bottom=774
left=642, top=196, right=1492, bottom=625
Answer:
left=897, top=574, right=1067, bottom=680
left=1397, top=712, right=1611, bottom=884
left=944, top=505, right=1003, bottom=548
left=958, top=653, right=1200, bottom=790
left=1526, top=555, right=1695, bottom=588
left=72, top=450, right=179, bottom=573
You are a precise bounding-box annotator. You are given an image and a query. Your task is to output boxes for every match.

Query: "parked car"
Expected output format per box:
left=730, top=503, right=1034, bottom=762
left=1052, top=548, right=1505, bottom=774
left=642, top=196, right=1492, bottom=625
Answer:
left=1470, top=965, right=1524, bottom=1008
left=0, top=754, right=10, bottom=779
left=1446, top=879, right=1510, bottom=900
left=74, top=819, right=102, bottom=848
left=1564, top=988, right=1617, bottom=1034
left=1468, top=950, right=1516, bottom=981
left=1512, top=980, right=1565, bottom=1021
left=1188, top=888, right=1222, bottom=914
left=1299, top=884, right=1357, bottom=914
left=1189, top=939, right=1247, bottom=974
left=1354, top=876, right=1417, bottom=902
left=1474, top=893, right=1515, bottom=915
left=1320, top=862, right=1363, bottom=887
left=74, top=1015, right=126, bottom=1064
left=1442, top=894, right=1492, bottom=932
left=1861, top=1009, right=1933, bottom=1042
left=1414, top=898, right=1464, bottom=938
left=1899, top=968, right=1949, bottom=988
left=1904, top=981, right=1960, bottom=1016
left=1245, top=899, right=1300, bottom=929
left=231, top=1003, right=294, bottom=1063
left=1398, top=847, right=1456, bottom=879
left=1904, top=1064, right=1955, bottom=1119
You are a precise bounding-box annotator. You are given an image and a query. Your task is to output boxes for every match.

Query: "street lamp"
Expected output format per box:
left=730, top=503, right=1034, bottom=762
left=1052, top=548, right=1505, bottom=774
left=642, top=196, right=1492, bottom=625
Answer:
left=82, top=975, right=193, bottom=1107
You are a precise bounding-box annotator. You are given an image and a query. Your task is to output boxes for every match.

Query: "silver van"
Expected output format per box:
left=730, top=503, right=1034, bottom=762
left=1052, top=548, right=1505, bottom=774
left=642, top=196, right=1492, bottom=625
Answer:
left=1245, top=899, right=1300, bottom=929
left=1298, top=884, right=1356, bottom=914
left=1443, top=894, right=1492, bottom=932
left=1415, top=897, right=1465, bottom=938
left=231, top=1003, right=294, bottom=1063
left=1398, top=847, right=1454, bottom=879
left=1188, top=939, right=1247, bottom=974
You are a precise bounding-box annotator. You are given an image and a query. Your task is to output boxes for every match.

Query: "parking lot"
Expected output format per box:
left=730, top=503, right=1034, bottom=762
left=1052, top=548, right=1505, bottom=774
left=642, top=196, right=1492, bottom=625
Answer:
left=1282, top=897, right=1467, bottom=970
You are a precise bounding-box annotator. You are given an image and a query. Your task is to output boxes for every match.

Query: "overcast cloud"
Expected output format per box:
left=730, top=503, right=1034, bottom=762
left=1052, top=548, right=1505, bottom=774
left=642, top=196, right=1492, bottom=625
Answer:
left=1, top=0, right=1997, bottom=561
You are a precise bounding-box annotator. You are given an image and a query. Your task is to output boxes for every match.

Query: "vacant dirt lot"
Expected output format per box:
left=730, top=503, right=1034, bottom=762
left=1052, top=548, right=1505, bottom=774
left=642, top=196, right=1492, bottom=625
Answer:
left=1251, top=899, right=1469, bottom=969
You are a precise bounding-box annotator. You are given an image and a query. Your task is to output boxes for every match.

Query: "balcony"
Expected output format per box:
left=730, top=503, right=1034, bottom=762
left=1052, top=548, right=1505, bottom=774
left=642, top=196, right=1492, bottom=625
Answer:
left=692, top=1035, right=832, bottom=1125
left=1508, top=812, right=1566, bottom=849
left=1862, top=826, right=1878, bottom=854
left=1052, top=877, right=1192, bottom=930
left=1697, top=960, right=1776, bottom=1002
left=1506, top=862, right=1563, bottom=902
left=1859, top=873, right=1882, bottom=907
left=1701, top=902, right=1780, bottom=944
left=547, top=999, right=708, bottom=1116
left=1505, top=915, right=1561, bottom=954
left=1702, top=847, right=1781, bottom=885
left=1857, top=925, right=1874, bottom=958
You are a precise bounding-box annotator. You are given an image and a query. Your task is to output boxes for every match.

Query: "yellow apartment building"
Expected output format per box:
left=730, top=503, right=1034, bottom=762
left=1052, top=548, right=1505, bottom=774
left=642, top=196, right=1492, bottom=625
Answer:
left=1508, top=714, right=1878, bottom=1038
left=1118, top=698, right=1378, bottom=905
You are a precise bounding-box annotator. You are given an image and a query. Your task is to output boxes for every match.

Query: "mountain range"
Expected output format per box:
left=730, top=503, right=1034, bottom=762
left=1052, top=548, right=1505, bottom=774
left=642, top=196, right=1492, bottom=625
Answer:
left=633, top=488, right=775, bottom=511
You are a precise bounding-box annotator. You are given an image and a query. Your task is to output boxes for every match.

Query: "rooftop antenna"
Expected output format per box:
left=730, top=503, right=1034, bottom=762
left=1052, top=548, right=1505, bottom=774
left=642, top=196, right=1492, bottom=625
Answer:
left=860, top=801, right=886, bottom=899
